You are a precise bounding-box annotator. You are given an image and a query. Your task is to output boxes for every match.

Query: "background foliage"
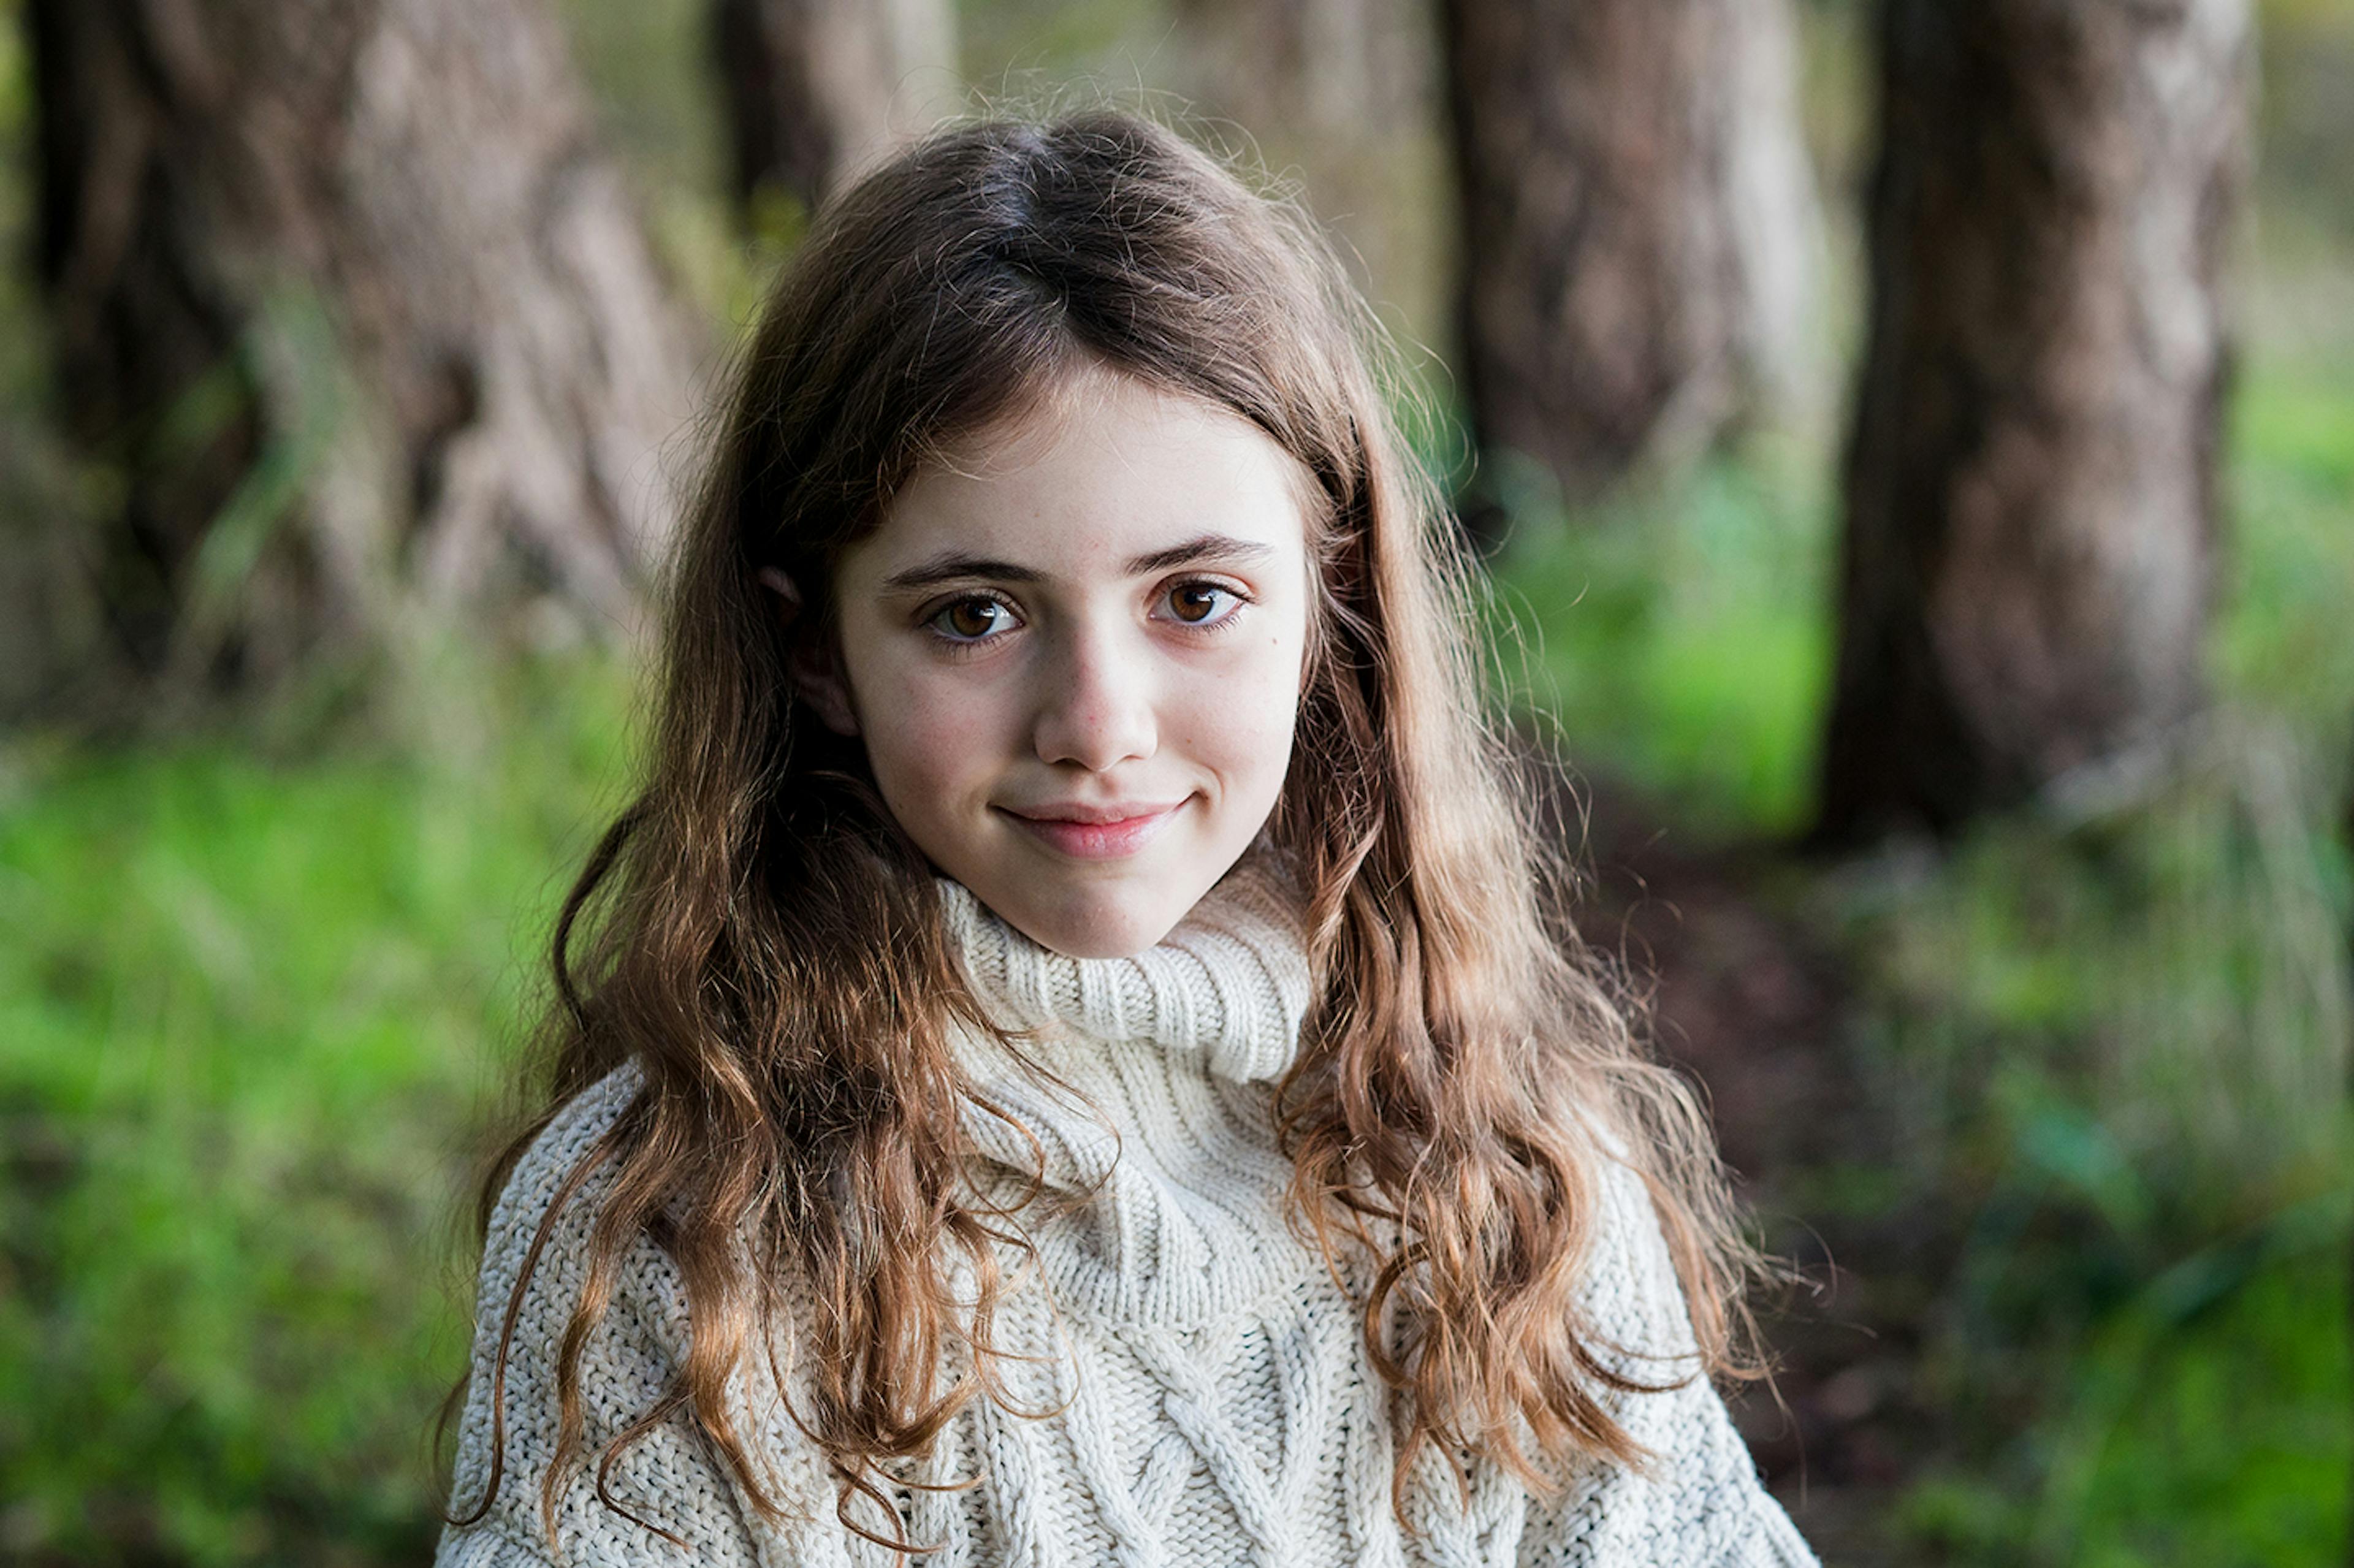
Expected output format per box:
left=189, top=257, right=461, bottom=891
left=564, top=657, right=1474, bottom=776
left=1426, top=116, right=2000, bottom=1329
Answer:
left=1, top=0, right=2349, bottom=1562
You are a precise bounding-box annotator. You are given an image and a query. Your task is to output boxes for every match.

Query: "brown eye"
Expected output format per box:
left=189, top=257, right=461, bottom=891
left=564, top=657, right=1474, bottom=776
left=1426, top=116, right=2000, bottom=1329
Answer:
left=931, top=597, right=1012, bottom=641
left=1165, top=583, right=1232, bottom=625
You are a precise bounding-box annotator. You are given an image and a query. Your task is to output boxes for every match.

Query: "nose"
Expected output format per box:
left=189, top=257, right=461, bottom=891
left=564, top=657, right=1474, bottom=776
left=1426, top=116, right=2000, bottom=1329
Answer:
left=1030, top=621, right=1157, bottom=772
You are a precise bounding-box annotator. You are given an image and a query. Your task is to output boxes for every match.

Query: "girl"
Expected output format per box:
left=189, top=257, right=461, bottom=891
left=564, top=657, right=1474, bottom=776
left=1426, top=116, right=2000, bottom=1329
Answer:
left=436, top=108, right=1816, bottom=1567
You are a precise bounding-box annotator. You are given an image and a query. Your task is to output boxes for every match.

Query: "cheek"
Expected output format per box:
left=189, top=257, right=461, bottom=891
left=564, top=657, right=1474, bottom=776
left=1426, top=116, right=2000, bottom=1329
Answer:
left=1172, top=630, right=1306, bottom=800
left=855, top=657, right=1011, bottom=824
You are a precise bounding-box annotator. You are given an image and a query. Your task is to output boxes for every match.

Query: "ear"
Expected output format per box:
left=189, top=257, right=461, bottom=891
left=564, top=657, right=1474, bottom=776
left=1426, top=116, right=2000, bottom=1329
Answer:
left=760, top=568, right=861, bottom=737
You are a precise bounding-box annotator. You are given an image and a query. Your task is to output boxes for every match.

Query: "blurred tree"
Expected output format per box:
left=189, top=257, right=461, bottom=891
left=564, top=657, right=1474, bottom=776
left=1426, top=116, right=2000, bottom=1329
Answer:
left=712, top=0, right=954, bottom=223
left=1167, top=0, right=1452, bottom=375
left=1173, top=0, right=1426, bottom=152
left=23, top=0, right=699, bottom=709
left=1441, top=0, right=1822, bottom=525
left=1813, top=0, right=2251, bottom=845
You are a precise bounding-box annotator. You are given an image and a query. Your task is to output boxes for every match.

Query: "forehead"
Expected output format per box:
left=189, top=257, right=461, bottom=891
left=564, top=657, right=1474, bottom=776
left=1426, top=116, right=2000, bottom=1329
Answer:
left=851, top=368, right=1316, bottom=579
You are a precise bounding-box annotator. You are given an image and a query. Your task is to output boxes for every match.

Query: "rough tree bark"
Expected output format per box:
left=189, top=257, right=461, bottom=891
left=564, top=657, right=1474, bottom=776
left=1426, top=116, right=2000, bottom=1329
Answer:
left=24, top=0, right=699, bottom=704
left=1813, top=0, right=2251, bottom=845
left=712, top=0, right=956, bottom=218
left=1441, top=0, right=1822, bottom=516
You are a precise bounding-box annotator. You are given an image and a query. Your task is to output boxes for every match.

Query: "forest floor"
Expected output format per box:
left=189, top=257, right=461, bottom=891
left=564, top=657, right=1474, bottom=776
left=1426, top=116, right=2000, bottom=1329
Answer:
left=1565, top=771, right=1937, bottom=1566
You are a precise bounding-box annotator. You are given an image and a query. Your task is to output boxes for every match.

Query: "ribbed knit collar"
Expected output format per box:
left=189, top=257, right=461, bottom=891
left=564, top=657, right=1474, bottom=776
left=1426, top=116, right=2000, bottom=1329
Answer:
left=935, top=848, right=1314, bottom=1086
left=934, top=851, right=1325, bottom=1328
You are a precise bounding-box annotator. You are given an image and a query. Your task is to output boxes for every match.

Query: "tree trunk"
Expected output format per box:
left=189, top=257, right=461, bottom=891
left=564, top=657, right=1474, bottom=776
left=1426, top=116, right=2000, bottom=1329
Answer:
left=23, top=0, right=699, bottom=707
left=1441, top=0, right=1823, bottom=518
left=1812, top=0, right=2250, bottom=846
left=712, top=0, right=956, bottom=219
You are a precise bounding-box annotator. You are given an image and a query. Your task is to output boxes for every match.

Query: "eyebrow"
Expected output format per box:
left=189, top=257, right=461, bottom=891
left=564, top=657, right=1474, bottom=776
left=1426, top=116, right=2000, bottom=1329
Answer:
left=877, top=532, right=1276, bottom=594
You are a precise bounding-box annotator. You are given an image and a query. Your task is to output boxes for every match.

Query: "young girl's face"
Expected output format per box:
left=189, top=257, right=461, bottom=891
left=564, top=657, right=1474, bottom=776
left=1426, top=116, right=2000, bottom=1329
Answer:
left=812, top=367, right=1313, bottom=959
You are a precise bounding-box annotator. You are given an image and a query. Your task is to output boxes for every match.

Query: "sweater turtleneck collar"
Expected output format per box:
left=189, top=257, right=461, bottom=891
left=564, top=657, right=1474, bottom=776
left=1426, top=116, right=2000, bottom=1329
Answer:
left=935, top=849, right=1328, bottom=1328
left=935, top=847, right=1314, bottom=1087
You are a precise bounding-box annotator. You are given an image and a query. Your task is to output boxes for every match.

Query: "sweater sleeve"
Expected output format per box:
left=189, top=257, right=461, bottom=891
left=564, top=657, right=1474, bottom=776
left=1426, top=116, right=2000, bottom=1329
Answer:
left=1514, top=1156, right=1819, bottom=1568
left=435, top=1064, right=766, bottom=1568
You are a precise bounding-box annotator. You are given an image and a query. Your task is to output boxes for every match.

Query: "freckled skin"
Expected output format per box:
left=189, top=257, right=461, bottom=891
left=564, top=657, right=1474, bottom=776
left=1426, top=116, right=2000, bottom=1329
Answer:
left=812, top=370, right=1312, bottom=959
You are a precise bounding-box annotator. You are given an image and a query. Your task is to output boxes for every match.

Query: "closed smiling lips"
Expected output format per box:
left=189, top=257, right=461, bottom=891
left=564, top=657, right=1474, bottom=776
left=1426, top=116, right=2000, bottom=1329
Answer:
left=996, top=797, right=1190, bottom=859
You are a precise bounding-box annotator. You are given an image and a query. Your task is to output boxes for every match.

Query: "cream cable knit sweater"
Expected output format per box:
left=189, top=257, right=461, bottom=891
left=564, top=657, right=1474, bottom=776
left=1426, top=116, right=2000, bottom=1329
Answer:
left=436, top=858, right=1818, bottom=1566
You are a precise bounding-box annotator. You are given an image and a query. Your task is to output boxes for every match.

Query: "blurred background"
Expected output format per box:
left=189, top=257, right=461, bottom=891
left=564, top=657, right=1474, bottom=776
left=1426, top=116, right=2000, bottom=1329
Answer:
left=0, top=0, right=2348, bottom=1561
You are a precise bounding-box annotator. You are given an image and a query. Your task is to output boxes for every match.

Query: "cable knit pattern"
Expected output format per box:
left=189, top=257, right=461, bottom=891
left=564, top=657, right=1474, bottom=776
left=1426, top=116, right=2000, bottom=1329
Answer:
left=436, top=856, right=1818, bottom=1566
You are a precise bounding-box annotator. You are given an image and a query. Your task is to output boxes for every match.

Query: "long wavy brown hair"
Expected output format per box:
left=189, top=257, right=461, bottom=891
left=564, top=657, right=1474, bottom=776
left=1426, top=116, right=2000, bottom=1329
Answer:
left=446, top=106, right=1767, bottom=1555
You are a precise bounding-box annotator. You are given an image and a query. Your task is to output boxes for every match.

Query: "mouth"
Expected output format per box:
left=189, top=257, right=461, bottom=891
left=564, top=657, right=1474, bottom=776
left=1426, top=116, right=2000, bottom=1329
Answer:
left=995, top=798, right=1190, bottom=861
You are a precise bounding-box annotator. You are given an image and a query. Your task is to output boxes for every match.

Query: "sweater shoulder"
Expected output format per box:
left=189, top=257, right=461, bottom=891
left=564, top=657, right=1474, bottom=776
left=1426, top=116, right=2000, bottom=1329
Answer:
left=1577, top=1146, right=1704, bottom=1364
left=441, top=1058, right=769, bottom=1563
left=460, top=1059, right=683, bottom=1383
left=1510, top=1124, right=1819, bottom=1565
left=481, top=1059, right=648, bottom=1252
left=462, top=1058, right=680, bottom=1374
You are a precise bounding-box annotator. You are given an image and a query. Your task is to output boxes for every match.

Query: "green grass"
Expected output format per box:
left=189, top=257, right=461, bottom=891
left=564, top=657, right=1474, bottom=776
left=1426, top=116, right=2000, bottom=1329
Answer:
left=1483, top=433, right=1838, bottom=839
left=1485, top=337, right=2354, bottom=1566
left=0, top=652, right=639, bottom=1563
left=0, top=0, right=2346, bottom=1553
left=2220, top=364, right=2354, bottom=730
left=1, top=360, right=2342, bottom=1564
left=1818, top=741, right=2352, bottom=1565
left=1903, top=1241, right=2352, bottom=1568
